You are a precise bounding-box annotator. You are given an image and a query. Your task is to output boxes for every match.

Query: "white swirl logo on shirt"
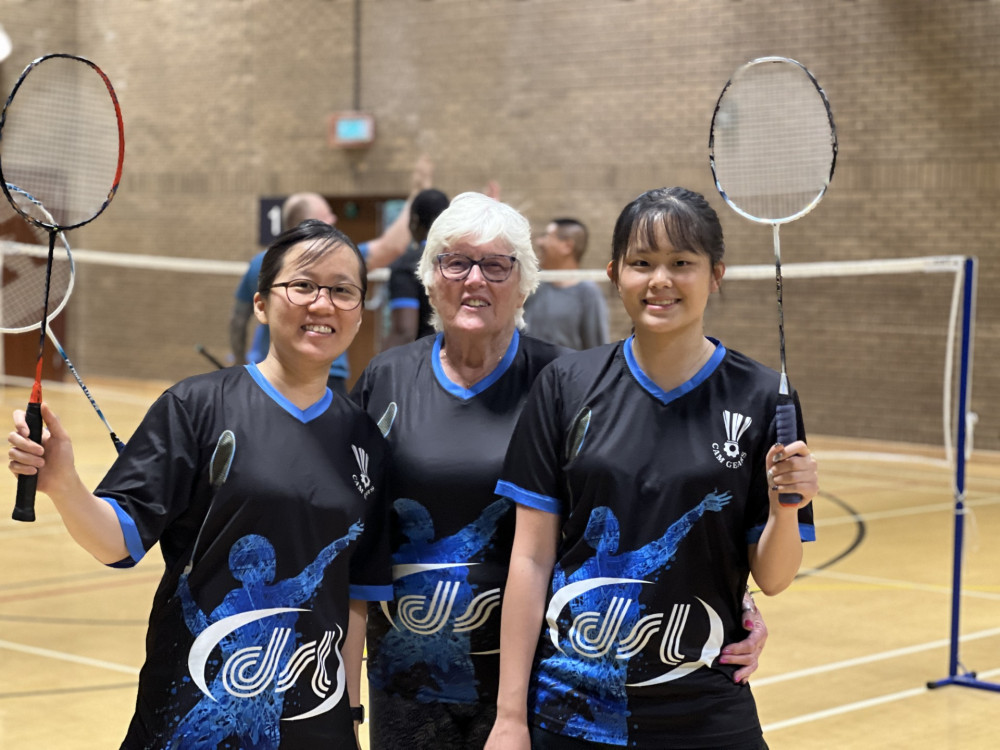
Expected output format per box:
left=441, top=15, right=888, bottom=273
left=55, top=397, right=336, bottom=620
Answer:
left=188, top=608, right=345, bottom=721
left=378, top=563, right=502, bottom=651
left=546, top=579, right=723, bottom=686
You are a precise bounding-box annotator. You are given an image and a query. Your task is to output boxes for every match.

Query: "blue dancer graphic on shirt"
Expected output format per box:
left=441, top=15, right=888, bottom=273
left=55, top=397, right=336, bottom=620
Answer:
left=373, top=496, right=511, bottom=702
left=167, top=522, right=363, bottom=748
left=534, top=490, right=731, bottom=744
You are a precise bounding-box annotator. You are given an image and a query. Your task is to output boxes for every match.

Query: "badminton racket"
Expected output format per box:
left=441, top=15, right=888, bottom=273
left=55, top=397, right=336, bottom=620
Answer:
left=0, top=53, right=125, bottom=521
left=1, top=184, right=124, bottom=455
left=195, top=344, right=226, bottom=370
left=709, top=56, right=837, bottom=504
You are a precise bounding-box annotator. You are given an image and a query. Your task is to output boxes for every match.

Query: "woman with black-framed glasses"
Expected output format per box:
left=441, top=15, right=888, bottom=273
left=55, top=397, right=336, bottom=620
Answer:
left=8, top=219, right=392, bottom=749
left=435, top=252, right=519, bottom=283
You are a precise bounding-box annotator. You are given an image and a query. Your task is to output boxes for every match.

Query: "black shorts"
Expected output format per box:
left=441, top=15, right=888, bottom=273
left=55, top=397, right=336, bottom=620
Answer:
left=529, top=725, right=769, bottom=750
left=369, top=687, right=496, bottom=750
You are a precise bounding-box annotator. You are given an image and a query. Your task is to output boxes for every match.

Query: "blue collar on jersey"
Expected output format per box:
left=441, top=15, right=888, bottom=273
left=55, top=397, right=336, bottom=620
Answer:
left=432, top=328, right=520, bottom=399
left=245, top=363, right=334, bottom=422
left=624, top=335, right=726, bottom=405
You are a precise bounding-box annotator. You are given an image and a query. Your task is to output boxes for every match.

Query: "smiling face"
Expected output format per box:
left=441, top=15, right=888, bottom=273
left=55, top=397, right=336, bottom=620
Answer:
left=610, top=220, right=724, bottom=338
left=254, top=240, right=364, bottom=368
left=427, top=238, right=525, bottom=341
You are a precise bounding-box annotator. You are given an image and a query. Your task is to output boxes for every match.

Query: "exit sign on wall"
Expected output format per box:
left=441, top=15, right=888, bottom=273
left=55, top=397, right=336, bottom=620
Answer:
left=327, top=112, right=375, bottom=148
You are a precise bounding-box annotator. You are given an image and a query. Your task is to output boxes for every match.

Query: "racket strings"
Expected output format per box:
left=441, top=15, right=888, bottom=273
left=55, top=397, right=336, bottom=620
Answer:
left=711, top=63, right=835, bottom=222
left=1, top=57, right=123, bottom=229
left=0, top=185, right=73, bottom=331
left=0, top=239, right=72, bottom=331
left=0, top=241, right=73, bottom=332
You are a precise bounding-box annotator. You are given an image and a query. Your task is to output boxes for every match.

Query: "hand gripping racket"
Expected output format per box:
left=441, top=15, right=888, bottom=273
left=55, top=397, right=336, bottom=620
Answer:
left=709, top=56, right=837, bottom=504
left=0, top=54, right=125, bottom=521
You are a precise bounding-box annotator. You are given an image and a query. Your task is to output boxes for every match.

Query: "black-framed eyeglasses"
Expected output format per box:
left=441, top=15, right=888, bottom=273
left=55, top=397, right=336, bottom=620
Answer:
left=269, top=279, right=364, bottom=310
left=436, top=253, right=518, bottom=282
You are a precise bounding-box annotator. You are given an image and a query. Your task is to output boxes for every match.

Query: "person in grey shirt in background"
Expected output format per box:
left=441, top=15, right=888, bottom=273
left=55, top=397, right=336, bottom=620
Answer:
left=524, top=218, right=610, bottom=350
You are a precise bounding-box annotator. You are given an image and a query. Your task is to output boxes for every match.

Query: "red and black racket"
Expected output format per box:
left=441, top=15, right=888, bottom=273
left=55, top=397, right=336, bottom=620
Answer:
left=0, top=53, right=125, bottom=522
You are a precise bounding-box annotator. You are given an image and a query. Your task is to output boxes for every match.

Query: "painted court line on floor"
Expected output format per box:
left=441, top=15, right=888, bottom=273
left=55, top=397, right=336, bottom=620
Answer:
left=818, top=498, right=1000, bottom=529
left=762, top=666, right=1000, bottom=733
left=0, top=638, right=139, bottom=675
left=754, top=626, right=1000, bottom=687
left=804, top=568, right=1000, bottom=601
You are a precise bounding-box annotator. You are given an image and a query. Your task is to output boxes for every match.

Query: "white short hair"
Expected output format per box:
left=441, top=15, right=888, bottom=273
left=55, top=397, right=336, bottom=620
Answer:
left=417, top=192, right=539, bottom=331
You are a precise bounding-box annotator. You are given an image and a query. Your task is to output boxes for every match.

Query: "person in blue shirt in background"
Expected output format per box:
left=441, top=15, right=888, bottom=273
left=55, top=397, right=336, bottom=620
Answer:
left=230, top=157, right=433, bottom=392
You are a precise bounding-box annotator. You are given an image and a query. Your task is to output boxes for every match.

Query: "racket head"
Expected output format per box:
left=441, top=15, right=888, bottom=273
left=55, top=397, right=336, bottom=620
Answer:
left=0, top=184, right=74, bottom=333
left=0, top=53, right=125, bottom=231
left=709, top=56, right=837, bottom=225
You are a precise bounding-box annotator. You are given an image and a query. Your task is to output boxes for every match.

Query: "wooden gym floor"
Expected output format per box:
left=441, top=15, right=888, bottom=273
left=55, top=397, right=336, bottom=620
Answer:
left=0, top=376, right=997, bottom=749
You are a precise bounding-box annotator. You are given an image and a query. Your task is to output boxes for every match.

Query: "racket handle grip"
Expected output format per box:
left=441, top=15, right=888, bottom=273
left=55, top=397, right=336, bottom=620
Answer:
left=13, top=402, right=42, bottom=522
left=775, top=401, right=802, bottom=506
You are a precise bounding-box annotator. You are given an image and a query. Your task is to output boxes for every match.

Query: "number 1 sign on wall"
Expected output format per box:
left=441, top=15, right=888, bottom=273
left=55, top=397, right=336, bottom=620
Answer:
left=258, top=197, right=285, bottom=246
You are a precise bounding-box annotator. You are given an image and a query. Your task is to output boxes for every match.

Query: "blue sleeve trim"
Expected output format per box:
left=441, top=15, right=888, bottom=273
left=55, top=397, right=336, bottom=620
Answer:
left=495, top=480, right=560, bottom=515
left=746, top=522, right=816, bottom=544
left=99, top=497, right=144, bottom=566
left=350, top=583, right=394, bottom=601
left=388, top=298, right=420, bottom=310
left=358, top=242, right=370, bottom=261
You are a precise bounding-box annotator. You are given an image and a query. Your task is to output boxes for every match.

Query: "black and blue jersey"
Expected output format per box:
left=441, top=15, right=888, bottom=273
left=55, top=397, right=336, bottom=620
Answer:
left=351, top=330, right=566, bottom=706
left=97, top=364, right=391, bottom=749
left=497, top=337, right=815, bottom=748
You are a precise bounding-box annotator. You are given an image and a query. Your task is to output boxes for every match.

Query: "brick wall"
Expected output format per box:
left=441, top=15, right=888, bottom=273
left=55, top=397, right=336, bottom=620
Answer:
left=0, top=0, right=996, bottom=449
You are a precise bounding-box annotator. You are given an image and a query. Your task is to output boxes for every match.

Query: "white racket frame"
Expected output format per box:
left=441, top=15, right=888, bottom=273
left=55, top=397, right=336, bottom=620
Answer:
left=709, top=55, right=838, bottom=227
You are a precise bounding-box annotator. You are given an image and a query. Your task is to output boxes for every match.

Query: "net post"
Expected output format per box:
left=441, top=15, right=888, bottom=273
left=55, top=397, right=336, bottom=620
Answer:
left=927, top=256, right=999, bottom=693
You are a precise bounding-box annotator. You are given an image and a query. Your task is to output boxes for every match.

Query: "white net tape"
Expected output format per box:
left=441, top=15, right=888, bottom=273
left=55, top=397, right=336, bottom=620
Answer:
left=1, top=247, right=973, bottom=466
